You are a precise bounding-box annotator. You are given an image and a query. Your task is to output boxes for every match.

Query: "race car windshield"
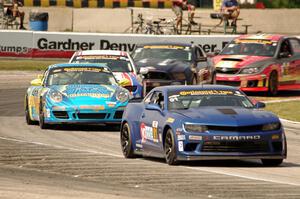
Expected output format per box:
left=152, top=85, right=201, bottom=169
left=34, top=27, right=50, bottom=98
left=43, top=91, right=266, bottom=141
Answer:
left=46, top=67, right=118, bottom=86
left=72, top=56, right=133, bottom=72
left=168, top=90, right=254, bottom=110
left=132, top=47, right=192, bottom=62
left=220, top=41, right=277, bottom=57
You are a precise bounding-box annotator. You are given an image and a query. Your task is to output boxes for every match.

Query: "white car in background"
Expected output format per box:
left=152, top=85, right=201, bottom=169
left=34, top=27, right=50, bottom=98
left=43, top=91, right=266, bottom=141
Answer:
left=70, top=50, right=143, bottom=98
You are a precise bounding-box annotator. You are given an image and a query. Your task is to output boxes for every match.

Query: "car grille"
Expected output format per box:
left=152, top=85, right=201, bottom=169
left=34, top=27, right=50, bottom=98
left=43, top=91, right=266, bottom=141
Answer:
left=201, top=141, right=269, bottom=153
left=124, top=85, right=138, bottom=92
left=216, top=81, right=241, bottom=87
left=143, top=71, right=170, bottom=80
left=216, top=67, right=239, bottom=75
left=53, top=111, right=69, bottom=119
left=207, top=125, right=263, bottom=132
left=113, top=110, right=124, bottom=119
left=77, top=113, right=107, bottom=119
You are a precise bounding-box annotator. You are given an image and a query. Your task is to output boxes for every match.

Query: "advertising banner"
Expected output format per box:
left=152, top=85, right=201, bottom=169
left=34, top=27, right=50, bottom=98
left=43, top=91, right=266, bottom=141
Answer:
left=1, top=30, right=237, bottom=58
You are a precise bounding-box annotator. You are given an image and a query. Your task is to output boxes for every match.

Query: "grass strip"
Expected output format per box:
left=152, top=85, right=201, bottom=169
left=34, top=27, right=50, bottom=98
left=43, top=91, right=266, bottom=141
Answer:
left=264, top=101, right=300, bottom=122
left=0, top=59, right=67, bottom=71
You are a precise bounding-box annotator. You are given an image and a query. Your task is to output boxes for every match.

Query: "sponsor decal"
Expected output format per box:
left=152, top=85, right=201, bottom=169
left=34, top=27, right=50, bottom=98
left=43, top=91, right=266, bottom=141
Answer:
left=63, top=67, right=109, bottom=73
left=140, top=122, right=159, bottom=143
left=76, top=55, right=128, bottom=61
left=143, top=45, right=186, bottom=49
left=236, top=39, right=275, bottom=45
left=213, top=135, right=261, bottom=141
left=179, top=90, right=234, bottom=96
left=177, top=134, right=186, bottom=141
left=37, top=38, right=95, bottom=51
left=65, top=85, right=111, bottom=98
left=100, top=40, right=136, bottom=52
left=79, top=105, right=105, bottom=110
left=178, top=141, right=184, bottom=152
left=152, top=121, right=159, bottom=141
left=0, top=45, right=29, bottom=54
left=166, top=117, right=175, bottom=123
left=189, top=135, right=203, bottom=141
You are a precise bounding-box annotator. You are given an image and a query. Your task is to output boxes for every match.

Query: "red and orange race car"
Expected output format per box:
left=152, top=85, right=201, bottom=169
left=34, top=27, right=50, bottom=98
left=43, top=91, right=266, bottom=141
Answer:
left=213, top=34, right=300, bottom=95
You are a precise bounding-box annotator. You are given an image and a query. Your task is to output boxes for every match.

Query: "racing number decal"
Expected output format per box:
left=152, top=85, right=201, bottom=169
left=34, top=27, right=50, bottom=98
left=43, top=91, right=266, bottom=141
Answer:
left=140, top=121, right=159, bottom=143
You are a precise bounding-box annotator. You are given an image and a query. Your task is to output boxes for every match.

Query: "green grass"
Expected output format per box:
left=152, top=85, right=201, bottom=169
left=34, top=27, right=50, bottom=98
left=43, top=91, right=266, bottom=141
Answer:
left=0, top=59, right=68, bottom=71
left=264, top=101, right=300, bottom=122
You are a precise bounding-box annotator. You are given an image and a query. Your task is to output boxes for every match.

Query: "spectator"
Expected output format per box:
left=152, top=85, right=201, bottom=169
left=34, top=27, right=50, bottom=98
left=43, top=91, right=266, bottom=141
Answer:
left=6, top=0, right=26, bottom=29
left=221, top=0, right=240, bottom=27
left=172, top=0, right=197, bottom=33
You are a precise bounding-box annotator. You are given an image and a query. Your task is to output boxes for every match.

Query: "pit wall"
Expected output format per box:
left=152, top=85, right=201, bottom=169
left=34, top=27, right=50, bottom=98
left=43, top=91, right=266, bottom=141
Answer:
left=0, top=30, right=236, bottom=58
left=19, top=7, right=300, bottom=35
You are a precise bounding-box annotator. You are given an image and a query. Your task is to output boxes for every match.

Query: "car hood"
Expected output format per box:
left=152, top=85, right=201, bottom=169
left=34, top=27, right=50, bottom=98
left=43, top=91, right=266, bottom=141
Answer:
left=213, top=55, right=273, bottom=69
left=49, top=84, right=120, bottom=106
left=171, top=107, right=279, bottom=126
left=135, top=58, right=190, bottom=72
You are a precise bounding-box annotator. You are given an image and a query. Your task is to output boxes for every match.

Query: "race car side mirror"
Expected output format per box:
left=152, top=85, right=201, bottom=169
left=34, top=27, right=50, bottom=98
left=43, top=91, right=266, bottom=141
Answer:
left=254, top=102, right=266, bottom=109
left=279, top=52, right=290, bottom=58
left=214, top=49, right=221, bottom=55
left=145, top=104, right=162, bottom=112
left=30, top=78, right=42, bottom=86
left=118, top=78, right=130, bottom=87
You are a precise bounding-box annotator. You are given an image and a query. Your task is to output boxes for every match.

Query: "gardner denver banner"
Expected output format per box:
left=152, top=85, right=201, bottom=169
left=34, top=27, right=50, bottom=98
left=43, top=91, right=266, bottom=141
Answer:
left=0, top=30, right=236, bottom=58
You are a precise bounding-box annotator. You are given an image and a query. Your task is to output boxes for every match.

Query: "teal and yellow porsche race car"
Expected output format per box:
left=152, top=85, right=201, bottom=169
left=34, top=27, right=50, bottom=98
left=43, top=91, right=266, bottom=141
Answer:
left=25, top=63, right=130, bottom=129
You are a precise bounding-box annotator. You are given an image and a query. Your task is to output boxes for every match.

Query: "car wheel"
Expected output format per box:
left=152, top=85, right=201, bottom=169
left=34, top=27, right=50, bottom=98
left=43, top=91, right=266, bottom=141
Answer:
left=120, top=123, right=136, bottom=158
left=25, top=97, right=35, bottom=125
left=164, top=129, right=177, bottom=165
left=39, top=101, right=49, bottom=129
left=261, top=159, right=283, bottom=166
left=268, top=71, right=278, bottom=96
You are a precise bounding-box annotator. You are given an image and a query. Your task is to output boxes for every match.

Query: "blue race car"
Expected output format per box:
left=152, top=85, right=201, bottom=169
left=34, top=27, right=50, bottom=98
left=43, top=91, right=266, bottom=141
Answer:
left=120, top=85, right=287, bottom=166
left=25, top=63, right=130, bottom=129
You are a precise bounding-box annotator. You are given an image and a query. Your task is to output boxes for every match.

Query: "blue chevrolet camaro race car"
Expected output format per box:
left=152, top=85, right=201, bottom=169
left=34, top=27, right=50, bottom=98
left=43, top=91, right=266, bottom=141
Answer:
left=25, top=63, right=130, bottom=129
left=120, top=85, right=287, bottom=166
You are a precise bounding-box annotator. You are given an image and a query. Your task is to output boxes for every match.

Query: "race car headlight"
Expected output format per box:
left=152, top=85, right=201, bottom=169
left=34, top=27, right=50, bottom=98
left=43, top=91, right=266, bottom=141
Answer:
left=262, top=122, right=281, bottom=131
left=240, top=67, right=262, bottom=74
left=184, top=123, right=208, bottom=133
left=49, top=90, right=63, bottom=103
left=116, top=89, right=130, bottom=103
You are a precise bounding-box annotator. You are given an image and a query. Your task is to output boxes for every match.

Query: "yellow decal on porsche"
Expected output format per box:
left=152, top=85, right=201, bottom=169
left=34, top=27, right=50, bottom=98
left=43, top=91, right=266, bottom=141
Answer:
left=179, top=90, right=234, bottom=96
left=143, top=45, right=185, bottom=49
left=63, top=67, right=109, bottom=73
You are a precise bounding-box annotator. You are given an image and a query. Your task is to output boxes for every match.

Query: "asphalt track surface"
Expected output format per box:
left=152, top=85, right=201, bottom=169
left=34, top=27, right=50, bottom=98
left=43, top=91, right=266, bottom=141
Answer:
left=0, top=71, right=300, bottom=199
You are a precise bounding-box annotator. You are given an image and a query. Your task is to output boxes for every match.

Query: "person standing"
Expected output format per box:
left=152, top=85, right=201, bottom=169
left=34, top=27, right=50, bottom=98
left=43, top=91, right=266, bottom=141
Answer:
left=7, top=0, right=26, bottom=29
left=221, top=0, right=240, bottom=27
left=172, top=0, right=197, bottom=33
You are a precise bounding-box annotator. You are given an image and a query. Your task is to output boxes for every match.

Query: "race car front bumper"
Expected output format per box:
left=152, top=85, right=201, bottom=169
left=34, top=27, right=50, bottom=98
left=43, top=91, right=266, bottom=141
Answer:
left=216, top=73, right=269, bottom=92
left=44, top=105, right=125, bottom=124
left=175, top=129, right=287, bottom=161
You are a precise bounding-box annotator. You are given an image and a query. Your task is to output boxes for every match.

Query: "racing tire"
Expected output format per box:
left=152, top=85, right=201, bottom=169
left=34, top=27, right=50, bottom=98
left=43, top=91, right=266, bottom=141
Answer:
left=120, top=123, right=136, bottom=158
left=164, top=129, right=178, bottom=165
left=39, top=101, right=49, bottom=129
left=261, top=159, right=283, bottom=167
left=267, top=71, right=278, bottom=96
left=25, top=97, right=36, bottom=125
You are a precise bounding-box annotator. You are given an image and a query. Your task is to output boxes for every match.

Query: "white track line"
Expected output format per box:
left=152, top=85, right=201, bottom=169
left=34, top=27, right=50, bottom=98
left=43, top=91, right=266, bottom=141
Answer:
left=0, top=136, right=299, bottom=186
left=0, top=136, right=122, bottom=158
left=185, top=167, right=300, bottom=186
